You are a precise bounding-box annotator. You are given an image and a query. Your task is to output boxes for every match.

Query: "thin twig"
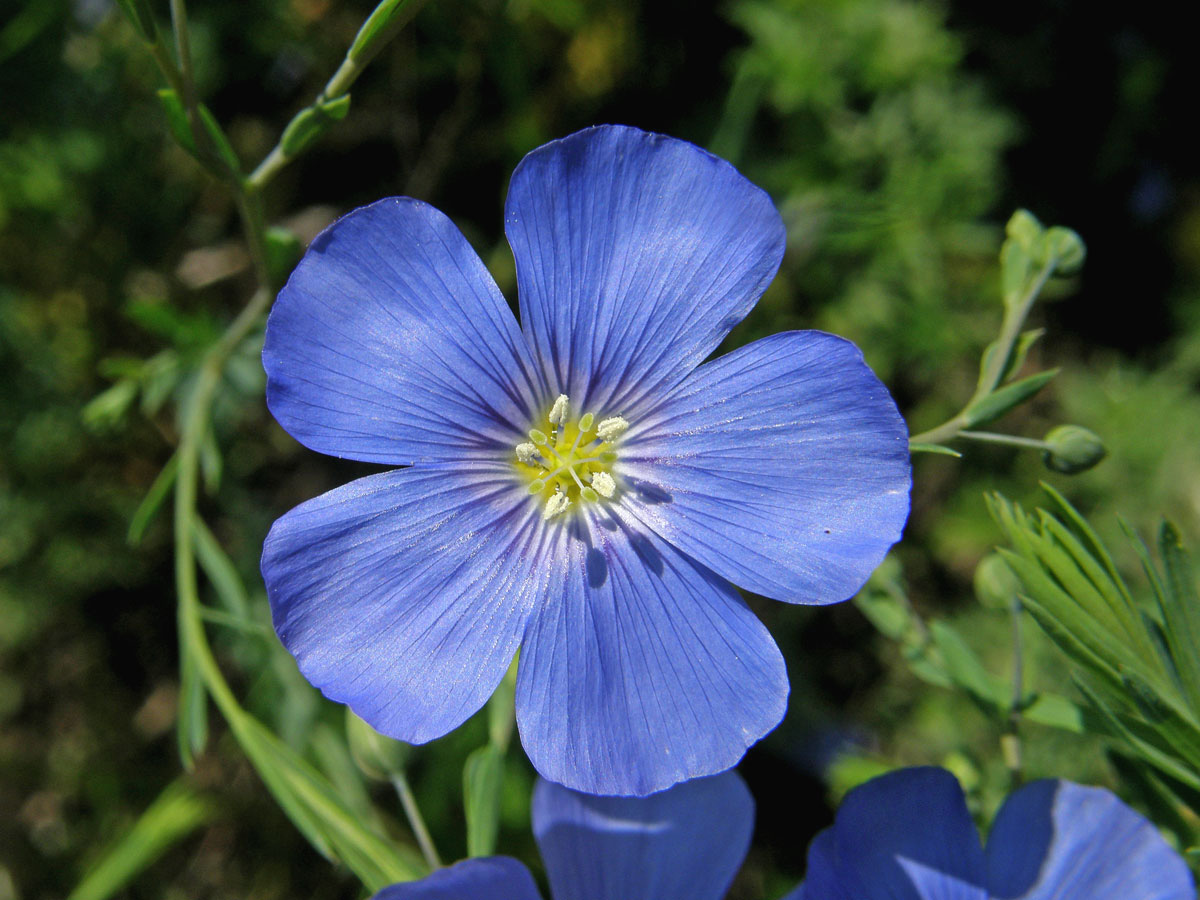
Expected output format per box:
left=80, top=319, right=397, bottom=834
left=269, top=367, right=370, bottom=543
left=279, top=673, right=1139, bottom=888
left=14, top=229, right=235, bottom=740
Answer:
left=391, top=773, right=442, bottom=870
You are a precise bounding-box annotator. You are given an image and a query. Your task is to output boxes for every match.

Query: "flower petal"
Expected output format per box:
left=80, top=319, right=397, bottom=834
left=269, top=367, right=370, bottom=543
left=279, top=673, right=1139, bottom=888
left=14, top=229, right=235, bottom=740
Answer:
left=514, top=512, right=787, bottom=796
left=619, top=331, right=910, bottom=604
left=985, top=779, right=1195, bottom=900
left=531, top=771, right=754, bottom=900
left=262, top=465, right=549, bottom=744
left=371, top=857, right=542, bottom=900
left=505, top=125, right=786, bottom=417
left=799, top=768, right=987, bottom=900
left=264, top=197, right=542, bottom=465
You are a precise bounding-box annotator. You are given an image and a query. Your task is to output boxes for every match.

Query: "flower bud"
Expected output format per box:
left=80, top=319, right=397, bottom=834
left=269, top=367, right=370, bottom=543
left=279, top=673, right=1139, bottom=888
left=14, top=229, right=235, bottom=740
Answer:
left=1038, top=226, right=1086, bottom=275
left=1041, top=425, right=1106, bottom=474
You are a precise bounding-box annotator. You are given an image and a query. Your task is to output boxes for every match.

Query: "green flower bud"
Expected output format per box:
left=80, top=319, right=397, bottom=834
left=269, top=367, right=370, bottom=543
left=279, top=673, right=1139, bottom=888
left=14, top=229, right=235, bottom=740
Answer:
left=973, top=553, right=1020, bottom=611
left=346, top=708, right=411, bottom=780
left=1037, top=226, right=1086, bottom=275
left=1005, top=209, right=1044, bottom=251
left=1041, top=425, right=1106, bottom=474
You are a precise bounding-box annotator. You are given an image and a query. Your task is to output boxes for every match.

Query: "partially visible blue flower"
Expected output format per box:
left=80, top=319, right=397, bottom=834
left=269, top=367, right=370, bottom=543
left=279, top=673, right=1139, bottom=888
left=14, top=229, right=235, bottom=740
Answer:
left=369, top=767, right=1194, bottom=900
left=372, top=771, right=754, bottom=900
left=260, top=124, right=911, bottom=796
left=792, top=767, right=1195, bottom=900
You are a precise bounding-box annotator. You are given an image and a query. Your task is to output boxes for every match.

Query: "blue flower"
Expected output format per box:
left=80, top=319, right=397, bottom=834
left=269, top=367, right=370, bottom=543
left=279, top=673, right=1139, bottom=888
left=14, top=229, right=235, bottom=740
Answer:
left=372, top=771, right=754, bottom=900
left=260, top=124, right=911, bottom=796
left=368, top=768, right=1194, bottom=900
left=792, top=767, right=1195, bottom=900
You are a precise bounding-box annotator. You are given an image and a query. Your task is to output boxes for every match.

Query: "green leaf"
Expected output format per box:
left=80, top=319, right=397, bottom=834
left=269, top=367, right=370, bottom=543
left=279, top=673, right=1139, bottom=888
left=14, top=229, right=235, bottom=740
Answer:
left=155, top=89, right=197, bottom=156
left=1023, top=692, right=1084, bottom=732
left=230, top=711, right=426, bottom=889
left=1002, top=328, right=1044, bottom=382
left=930, top=621, right=1007, bottom=712
left=279, top=95, right=352, bottom=159
left=463, top=745, right=505, bottom=858
left=265, top=226, right=304, bottom=286
left=113, top=0, right=157, bottom=42
left=1157, top=522, right=1200, bottom=713
left=177, top=644, right=208, bottom=769
left=191, top=517, right=248, bottom=620
left=67, top=780, right=213, bottom=900
left=349, top=0, right=424, bottom=63
left=909, top=442, right=962, bottom=458
left=963, top=369, right=1057, bottom=428
left=82, top=380, right=138, bottom=432
left=128, top=453, right=179, bottom=545
left=197, top=105, right=242, bottom=175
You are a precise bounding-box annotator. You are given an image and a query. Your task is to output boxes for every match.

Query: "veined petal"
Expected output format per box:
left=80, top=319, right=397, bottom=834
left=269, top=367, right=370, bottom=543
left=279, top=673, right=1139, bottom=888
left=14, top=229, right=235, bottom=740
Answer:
left=514, top=511, right=787, bottom=796
left=262, top=465, right=549, bottom=744
left=371, top=857, right=542, bottom=900
left=531, top=772, right=754, bottom=900
left=985, top=780, right=1195, bottom=900
left=620, top=331, right=910, bottom=605
left=505, top=125, right=785, bottom=417
left=799, top=768, right=987, bottom=900
left=264, top=197, right=542, bottom=465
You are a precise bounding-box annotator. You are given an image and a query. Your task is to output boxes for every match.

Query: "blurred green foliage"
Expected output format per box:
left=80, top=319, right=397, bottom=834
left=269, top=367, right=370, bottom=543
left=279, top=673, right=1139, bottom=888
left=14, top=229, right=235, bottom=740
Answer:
left=3, top=0, right=1199, bottom=897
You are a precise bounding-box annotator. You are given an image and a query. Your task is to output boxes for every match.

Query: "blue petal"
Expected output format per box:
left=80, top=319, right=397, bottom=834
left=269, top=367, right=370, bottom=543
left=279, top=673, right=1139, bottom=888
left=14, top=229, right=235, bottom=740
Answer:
left=799, top=768, right=987, bottom=900
left=505, top=125, right=786, bottom=417
left=531, top=771, right=754, bottom=900
left=985, top=779, right=1195, bottom=900
left=514, top=512, right=787, bottom=796
left=264, top=197, right=542, bottom=465
left=262, top=465, right=548, bottom=744
left=372, top=857, right=542, bottom=900
left=619, top=331, right=910, bottom=605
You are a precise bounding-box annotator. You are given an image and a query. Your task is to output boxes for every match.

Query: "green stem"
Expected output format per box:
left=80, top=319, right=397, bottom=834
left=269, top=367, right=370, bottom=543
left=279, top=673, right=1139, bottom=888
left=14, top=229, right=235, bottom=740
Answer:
left=1003, top=594, right=1025, bottom=788
left=245, top=0, right=429, bottom=192
left=391, top=773, right=442, bottom=870
left=957, top=430, right=1050, bottom=451
left=908, top=257, right=1057, bottom=448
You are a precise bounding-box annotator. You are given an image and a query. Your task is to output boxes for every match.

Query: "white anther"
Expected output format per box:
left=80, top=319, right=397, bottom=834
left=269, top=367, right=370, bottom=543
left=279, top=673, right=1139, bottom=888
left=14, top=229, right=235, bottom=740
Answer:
left=515, top=442, right=540, bottom=464
left=595, top=416, right=629, bottom=442
left=548, top=394, right=570, bottom=425
left=542, top=491, right=571, bottom=520
left=591, top=471, right=616, bottom=498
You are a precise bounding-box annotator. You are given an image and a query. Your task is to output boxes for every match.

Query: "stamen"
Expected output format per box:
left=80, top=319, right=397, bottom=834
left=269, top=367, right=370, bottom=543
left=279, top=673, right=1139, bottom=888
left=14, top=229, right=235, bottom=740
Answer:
left=578, top=412, right=595, bottom=433
left=529, top=429, right=549, bottom=445
left=515, top=442, right=540, bottom=464
left=595, top=416, right=629, bottom=442
left=548, top=394, right=570, bottom=426
left=581, top=487, right=599, bottom=502
left=591, top=472, right=616, bottom=498
left=543, top=491, right=571, bottom=520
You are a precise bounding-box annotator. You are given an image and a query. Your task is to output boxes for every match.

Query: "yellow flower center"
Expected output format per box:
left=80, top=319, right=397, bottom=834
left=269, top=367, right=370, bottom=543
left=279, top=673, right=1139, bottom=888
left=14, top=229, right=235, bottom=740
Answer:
left=513, top=394, right=627, bottom=520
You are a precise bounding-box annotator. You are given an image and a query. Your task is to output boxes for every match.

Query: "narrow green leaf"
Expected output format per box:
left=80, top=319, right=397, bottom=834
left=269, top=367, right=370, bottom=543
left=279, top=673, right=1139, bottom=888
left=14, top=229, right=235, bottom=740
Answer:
left=1002, top=328, right=1045, bottom=382
left=1022, top=692, right=1084, bottom=732
left=929, top=622, right=1007, bottom=712
left=199, top=427, right=222, bottom=495
left=176, top=644, right=208, bottom=769
left=348, top=0, right=424, bottom=63
left=963, top=369, right=1057, bottom=429
left=310, top=723, right=380, bottom=827
left=1157, top=522, right=1200, bottom=713
left=67, top=780, right=213, bottom=900
left=1039, top=483, right=1130, bottom=602
left=155, top=88, right=196, bottom=155
left=197, top=105, right=241, bottom=175
left=128, top=453, right=179, bottom=545
left=191, top=517, right=248, bottom=620
left=909, top=442, right=962, bottom=458
left=463, top=745, right=504, bottom=858
left=279, top=96, right=352, bottom=159
left=113, top=0, right=157, bottom=42
left=1038, top=512, right=1147, bottom=655
left=1074, top=678, right=1200, bottom=792
left=231, top=712, right=426, bottom=888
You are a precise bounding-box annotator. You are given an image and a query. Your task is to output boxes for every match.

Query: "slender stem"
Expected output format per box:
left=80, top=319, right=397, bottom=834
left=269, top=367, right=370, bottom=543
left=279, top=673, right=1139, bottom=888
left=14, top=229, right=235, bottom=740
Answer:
left=908, top=257, right=1057, bottom=448
left=391, top=773, right=442, bottom=870
left=245, top=0, right=429, bottom=192
left=169, top=0, right=197, bottom=112
left=1003, top=594, right=1025, bottom=788
left=957, top=431, right=1050, bottom=451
